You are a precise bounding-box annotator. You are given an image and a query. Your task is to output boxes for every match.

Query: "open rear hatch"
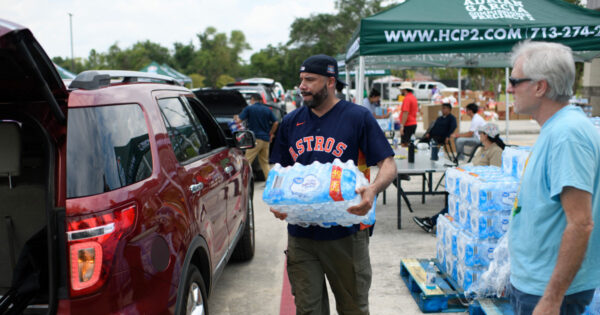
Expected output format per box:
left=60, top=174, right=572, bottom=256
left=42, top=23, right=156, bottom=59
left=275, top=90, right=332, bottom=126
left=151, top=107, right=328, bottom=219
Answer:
left=0, top=18, right=67, bottom=314
left=193, top=89, right=247, bottom=136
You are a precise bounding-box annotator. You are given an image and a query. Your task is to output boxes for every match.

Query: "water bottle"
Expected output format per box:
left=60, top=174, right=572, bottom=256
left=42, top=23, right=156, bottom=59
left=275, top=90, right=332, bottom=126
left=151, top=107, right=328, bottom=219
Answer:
left=408, top=135, right=415, bottom=163
left=426, top=261, right=436, bottom=289
left=430, top=138, right=439, bottom=161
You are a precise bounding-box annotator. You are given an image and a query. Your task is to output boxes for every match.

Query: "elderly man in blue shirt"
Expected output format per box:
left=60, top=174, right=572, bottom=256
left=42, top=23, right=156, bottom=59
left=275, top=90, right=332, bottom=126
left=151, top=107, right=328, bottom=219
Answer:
left=507, top=41, right=600, bottom=315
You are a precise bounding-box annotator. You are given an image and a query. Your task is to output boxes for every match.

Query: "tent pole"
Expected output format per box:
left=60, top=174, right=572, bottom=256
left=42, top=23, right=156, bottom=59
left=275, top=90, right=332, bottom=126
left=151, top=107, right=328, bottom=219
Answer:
left=357, top=56, right=365, bottom=105
left=354, top=65, right=359, bottom=103
left=505, top=67, right=510, bottom=141
left=346, top=70, right=351, bottom=101
left=458, top=68, right=462, bottom=133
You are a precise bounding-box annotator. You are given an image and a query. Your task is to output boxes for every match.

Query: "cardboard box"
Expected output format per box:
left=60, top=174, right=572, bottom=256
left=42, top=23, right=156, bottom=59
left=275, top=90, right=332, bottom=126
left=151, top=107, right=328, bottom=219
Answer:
left=422, top=103, right=460, bottom=130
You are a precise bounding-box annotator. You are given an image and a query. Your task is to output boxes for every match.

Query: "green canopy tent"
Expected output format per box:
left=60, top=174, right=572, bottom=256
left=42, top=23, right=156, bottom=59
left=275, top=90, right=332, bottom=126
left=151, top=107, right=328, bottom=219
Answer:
left=345, top=0, right=600, bottom=137
left=139, top=61, right=192, bottom=86
left=53, top=63, right=76, bottom=80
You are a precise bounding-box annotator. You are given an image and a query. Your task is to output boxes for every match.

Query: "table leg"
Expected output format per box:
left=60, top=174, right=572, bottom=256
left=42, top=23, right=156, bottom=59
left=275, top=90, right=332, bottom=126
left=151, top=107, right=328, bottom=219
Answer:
left=397, top=175, right=402, bottom=229
left=428, top=172, right=433, bottom=193
left=421, top=174, right=426, bottom=204
left=444, top=191, right=448, bottom=209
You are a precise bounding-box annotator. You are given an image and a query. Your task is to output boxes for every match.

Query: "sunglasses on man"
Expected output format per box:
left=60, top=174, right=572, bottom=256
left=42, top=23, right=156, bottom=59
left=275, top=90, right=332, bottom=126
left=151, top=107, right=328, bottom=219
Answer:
left=509, top=77, right=533, bottom=87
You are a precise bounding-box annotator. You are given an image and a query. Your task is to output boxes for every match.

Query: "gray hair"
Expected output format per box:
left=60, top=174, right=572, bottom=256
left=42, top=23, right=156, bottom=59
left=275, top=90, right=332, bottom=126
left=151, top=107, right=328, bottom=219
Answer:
left=510, top=41, right=575, bottom=103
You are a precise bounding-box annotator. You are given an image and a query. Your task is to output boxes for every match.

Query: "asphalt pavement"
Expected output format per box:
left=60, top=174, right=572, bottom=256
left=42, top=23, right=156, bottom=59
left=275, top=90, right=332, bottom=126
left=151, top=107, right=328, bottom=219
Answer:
left=206, top=105, right=541, bottom=314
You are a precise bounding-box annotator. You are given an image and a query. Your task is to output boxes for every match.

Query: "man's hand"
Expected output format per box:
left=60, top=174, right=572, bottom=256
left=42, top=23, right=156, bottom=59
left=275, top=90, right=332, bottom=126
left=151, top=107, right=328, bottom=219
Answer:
left=347, top=185, right=377, bottom=216
left=532, top=297, right=560, bottom=315
left=400, top=126, right=404, bottom=136
left=270, top=208, right=287, bottom=220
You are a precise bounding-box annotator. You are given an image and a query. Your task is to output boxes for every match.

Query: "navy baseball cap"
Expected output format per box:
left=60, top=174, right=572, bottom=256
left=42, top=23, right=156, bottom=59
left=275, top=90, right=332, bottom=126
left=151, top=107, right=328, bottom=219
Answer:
left=300, top=54, right=347, bottom=87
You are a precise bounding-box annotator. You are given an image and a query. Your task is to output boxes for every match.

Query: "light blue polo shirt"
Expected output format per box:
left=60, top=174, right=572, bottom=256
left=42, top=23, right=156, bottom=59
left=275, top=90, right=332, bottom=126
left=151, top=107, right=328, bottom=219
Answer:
left=509, top=105, right=600, bottom=296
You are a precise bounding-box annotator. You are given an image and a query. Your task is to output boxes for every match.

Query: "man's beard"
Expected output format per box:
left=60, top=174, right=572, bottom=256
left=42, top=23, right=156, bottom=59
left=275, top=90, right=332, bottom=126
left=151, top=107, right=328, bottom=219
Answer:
left=303, top=84, right=328, bottom=108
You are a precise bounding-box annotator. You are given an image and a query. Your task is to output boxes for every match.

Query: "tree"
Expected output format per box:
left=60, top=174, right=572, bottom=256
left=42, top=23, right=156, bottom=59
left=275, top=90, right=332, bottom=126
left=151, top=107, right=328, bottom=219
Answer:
left=215, top=74, right=235, bottom=88
left=249, top=0, right=388, bottom=89
left=193, top=27, right=251, bottom=87
left=173, top=42, right=196, bottom=74
left=188, top=73, right=206, bottom=88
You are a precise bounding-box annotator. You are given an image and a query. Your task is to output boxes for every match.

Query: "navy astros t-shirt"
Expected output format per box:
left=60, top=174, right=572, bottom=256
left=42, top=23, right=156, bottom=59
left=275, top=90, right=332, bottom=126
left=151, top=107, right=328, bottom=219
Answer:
left=269, top=100, right=394, bottom=240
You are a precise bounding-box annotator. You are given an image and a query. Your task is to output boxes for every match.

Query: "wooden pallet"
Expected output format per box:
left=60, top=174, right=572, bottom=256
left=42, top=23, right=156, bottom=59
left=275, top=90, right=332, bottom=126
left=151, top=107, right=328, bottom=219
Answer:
left=469, top=298, right=514, bottom=315
left=400, top=258, right=469, bottom=313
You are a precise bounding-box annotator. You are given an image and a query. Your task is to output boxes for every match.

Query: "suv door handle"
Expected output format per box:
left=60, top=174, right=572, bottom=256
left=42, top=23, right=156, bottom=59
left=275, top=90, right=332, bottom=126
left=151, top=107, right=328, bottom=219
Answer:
left=224, top=166, right=234, bottom=174
left=189, top=183, right=204, bottom=194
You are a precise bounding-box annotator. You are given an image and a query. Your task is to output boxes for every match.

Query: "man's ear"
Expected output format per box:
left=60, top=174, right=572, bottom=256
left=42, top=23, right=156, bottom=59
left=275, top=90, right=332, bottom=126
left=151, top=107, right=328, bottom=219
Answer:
left=535, top=80, right=548, bottom=98
left=328, top=77, right=336, bottom=89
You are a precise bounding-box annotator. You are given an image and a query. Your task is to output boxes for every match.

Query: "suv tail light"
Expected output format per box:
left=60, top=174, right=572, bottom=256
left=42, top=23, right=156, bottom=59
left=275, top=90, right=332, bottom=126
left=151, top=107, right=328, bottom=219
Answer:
left=261, top=93, right=267, bottom=104
left=66, top=205, right=136, bottom=296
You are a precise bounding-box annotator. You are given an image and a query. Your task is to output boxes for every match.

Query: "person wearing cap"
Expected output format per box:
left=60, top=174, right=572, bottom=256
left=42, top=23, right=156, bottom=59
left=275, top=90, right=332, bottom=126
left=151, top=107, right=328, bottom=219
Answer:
left=234, top=93, right=279, bottom=180
left=507, top=41, right=599, bottom=315
left=413, top=122, right=505, bottom=233
left=398, top=81, right=418, bottom=146
left=269, top=54, right=397, bottom=315
left=470, top=122, right=505, bottom=166
left=452, top=103, right=486, bottom=160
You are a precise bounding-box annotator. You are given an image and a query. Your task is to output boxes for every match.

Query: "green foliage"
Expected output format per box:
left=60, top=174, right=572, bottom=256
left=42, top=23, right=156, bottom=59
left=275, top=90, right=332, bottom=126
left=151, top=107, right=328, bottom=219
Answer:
left=249, top=0, right=388, bottom=89
left=215, top=74, right=235, bottom=88
left=188, top=73, right=206, bottom=88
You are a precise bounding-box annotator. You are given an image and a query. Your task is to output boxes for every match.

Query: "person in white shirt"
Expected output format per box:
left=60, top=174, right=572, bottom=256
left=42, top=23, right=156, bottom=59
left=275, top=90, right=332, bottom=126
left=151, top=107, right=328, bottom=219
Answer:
left=452, top=103, right=485, bottom=160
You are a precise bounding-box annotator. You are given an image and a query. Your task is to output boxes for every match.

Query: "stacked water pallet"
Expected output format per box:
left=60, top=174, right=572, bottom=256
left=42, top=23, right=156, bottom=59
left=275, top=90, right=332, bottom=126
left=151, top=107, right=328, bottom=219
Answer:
left=436, top=146, right=530, bottom=293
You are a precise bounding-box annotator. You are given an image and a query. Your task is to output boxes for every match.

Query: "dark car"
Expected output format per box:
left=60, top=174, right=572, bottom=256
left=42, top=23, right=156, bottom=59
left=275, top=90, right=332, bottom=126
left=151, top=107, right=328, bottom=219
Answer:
left=0, top=19, right=255, bottom=315
left=192, top=88, right=248, bottom=137
left=194, top=89, right=281, bottom=181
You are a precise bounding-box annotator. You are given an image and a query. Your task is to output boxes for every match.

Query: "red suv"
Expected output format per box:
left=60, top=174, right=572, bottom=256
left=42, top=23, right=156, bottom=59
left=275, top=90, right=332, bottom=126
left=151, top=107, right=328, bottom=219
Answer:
left=0, top=19, right=255, bottom=314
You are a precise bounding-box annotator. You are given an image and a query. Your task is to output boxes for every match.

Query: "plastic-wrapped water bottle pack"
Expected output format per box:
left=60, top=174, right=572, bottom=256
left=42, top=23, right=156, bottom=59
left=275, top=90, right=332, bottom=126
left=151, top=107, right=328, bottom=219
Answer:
left=457, top=229, right=497, bottom=267
left=263, top=159, right=374, bottom=228
left=467, top=233, right=511, bottom=298
left=457, top=263, right=486, bottom=292
left=501, top=146, right=531, bottom=179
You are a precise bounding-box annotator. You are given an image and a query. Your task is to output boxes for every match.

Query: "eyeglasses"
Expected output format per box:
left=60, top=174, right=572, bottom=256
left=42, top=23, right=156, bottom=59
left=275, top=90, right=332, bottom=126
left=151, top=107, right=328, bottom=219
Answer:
left=509, top=77, right=532, bottom=87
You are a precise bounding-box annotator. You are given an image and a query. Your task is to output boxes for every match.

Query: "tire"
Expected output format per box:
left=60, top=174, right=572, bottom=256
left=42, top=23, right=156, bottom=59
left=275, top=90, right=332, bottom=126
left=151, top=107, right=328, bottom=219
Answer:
left=182, top=265, right=208, bottom=315
left=231, top=184, right=255, bottom=261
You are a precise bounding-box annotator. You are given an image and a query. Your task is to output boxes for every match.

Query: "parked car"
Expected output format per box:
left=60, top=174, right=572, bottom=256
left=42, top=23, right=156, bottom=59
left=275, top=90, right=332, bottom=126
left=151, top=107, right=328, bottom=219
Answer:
left=192, top=88, right=247, bottom=137
left=224, top=80, right=287, bottom=116
left=194, top=88, right=282, bottom=181
left=0, top=19, right=256, bottom=315
left=413, top=81, right=448, bottom=102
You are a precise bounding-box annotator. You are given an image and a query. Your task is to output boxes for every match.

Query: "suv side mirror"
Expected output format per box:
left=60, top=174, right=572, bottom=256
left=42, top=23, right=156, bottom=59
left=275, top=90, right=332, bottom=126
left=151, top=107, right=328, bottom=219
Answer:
left=233, top=130, right=255, bottom=150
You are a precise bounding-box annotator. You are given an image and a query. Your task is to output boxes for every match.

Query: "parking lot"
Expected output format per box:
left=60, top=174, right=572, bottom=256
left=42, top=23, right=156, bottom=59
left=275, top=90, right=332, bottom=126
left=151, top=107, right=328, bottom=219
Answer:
left=207, top=116, right=540, bottom=315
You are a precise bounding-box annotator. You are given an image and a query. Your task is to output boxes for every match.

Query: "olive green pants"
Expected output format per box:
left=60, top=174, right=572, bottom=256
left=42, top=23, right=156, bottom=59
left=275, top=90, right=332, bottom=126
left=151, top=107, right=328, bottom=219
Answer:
left=286, top=230, right=371, bottom=315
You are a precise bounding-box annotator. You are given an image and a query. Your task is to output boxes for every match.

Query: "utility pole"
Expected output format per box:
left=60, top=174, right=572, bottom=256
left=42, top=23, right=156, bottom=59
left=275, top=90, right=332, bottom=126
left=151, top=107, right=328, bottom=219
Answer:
left=69, top=13, right=74, bottom=72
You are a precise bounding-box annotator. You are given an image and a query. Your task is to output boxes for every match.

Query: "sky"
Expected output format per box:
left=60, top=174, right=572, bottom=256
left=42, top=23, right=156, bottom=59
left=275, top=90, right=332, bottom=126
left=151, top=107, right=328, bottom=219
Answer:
left=1, top=0, right=338, bottom=62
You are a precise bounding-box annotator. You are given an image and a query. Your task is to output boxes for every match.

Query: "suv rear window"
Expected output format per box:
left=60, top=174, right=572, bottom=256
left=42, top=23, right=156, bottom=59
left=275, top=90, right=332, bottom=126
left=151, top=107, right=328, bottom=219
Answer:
left=67, top=104, right=153, bottom=198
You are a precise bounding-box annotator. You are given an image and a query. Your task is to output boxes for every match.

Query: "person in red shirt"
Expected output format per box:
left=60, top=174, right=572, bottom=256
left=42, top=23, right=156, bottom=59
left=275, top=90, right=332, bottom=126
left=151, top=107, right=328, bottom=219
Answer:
left=398, top=81, right=418, bottom=146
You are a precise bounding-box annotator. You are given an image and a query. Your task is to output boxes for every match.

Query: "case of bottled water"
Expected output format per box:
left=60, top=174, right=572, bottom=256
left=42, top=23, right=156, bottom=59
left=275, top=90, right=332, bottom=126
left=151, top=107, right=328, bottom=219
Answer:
left=263, top=159, right=374, bottom=227
left=456, top=230, right=497, bottom=267
left=457, top=263, right=486, bottom=292
left=447, top=194, right=459, bottom=219
left=501, top=146, right=531, bottom=179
